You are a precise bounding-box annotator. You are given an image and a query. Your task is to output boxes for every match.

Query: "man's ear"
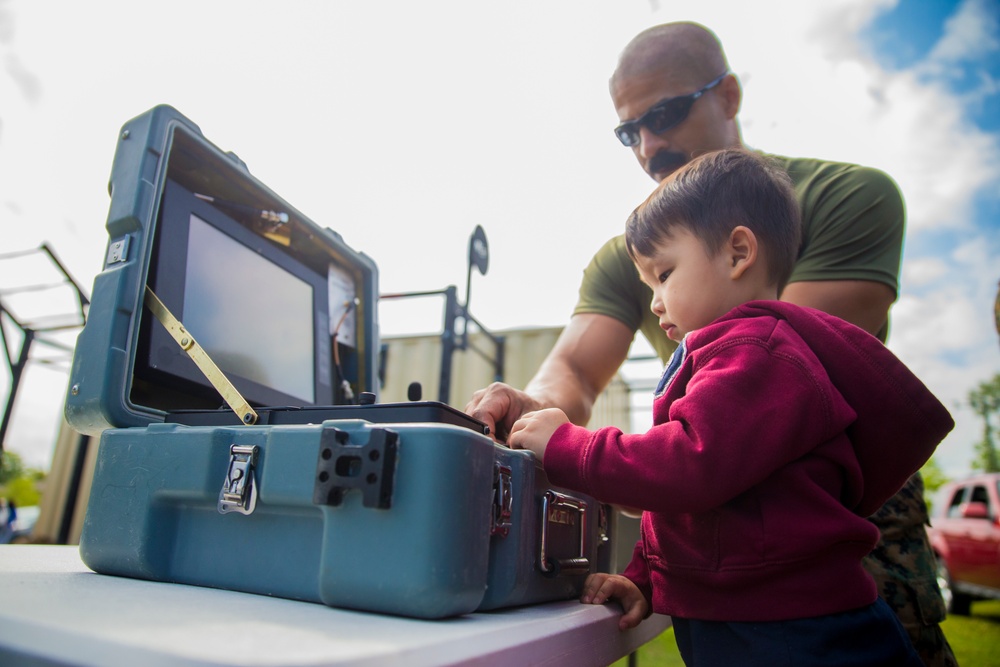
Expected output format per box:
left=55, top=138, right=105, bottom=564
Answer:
left=728, top=226, right=758, bottom=279
left=719, top=74, right=741, bottom=120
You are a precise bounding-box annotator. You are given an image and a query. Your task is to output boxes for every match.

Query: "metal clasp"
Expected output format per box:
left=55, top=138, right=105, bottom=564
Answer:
left=491, top=463, right=513, bottom=538
left=218, top=445, right=259, bottom=515
left=598, top=503, right=610, bottom=547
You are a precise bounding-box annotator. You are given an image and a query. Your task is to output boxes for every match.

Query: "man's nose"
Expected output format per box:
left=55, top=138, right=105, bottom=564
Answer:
left=637, top=125, right=669, bottom=160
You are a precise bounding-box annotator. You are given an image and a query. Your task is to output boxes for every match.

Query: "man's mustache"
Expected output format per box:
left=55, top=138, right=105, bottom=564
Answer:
left=648, top=151, right=687, bottom=175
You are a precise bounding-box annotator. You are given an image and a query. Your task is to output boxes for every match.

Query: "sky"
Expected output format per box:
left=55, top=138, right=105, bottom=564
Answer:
left=1, top=0, right=998, bottom=478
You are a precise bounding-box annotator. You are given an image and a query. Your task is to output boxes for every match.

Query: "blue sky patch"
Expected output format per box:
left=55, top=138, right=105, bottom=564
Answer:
left=863, top=0, right=959, bottom=69
left=863, top=0, right=1000, bottom=132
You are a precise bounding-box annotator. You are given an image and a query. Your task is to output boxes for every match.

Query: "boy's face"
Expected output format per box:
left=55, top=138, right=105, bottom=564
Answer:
left=633, top=226, right=740, bottom=343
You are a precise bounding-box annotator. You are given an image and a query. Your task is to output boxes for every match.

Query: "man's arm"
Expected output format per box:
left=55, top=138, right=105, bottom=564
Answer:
left=778, top=160, right=903, bottom=337
left=465, top=313, right=634, bottom=441
left=780, top=279, right=895, bottom=336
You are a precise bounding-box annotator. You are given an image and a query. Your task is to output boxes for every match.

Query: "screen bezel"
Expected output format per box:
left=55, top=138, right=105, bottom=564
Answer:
left=134, top=178, right=334, bottom=409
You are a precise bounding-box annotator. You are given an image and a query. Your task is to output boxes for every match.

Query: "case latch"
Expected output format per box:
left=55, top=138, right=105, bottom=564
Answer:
left=218, top=444, right=259, bottom=515
left=539, top=490, right=589, bottom=577
left=490, top=463, right=513, bottom=538
left=313, top=426, right=398, bottom=509
left=598, top=503, right=610, bottom=548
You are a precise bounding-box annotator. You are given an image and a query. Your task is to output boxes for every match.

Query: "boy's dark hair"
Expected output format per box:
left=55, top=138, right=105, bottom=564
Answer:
left=625, top=149, right=801, bottom=289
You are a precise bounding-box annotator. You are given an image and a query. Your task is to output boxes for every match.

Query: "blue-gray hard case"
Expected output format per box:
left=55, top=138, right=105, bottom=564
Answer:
left=65, top=105, right=608, bottom=618
left=80, top=420, right=496, bottom=618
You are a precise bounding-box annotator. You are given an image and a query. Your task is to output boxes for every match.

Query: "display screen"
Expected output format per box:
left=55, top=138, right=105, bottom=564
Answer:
left=135, top=179, right=334, bottom=410
left=184, top=214, right=315, bottom=403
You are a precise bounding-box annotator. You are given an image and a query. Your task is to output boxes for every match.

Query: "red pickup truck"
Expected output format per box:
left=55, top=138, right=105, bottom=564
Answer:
left=927, top=473, right=1000, bottom=614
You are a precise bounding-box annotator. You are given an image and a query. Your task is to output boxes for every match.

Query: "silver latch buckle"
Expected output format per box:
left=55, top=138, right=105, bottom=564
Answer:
left=218, top=444, right=259, bottom=515
left=490, top=463, right=513, bottom=538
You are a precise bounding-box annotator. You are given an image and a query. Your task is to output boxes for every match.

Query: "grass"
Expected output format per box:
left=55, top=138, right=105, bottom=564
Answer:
left=611, top=625, right=684, bottom=667
left=612, top=600, right=1000, bottom=667
left=941, top=599, right=1000, bottom=666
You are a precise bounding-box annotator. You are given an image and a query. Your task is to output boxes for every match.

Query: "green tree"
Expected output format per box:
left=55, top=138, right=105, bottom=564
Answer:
left=1, top=451, right=44, bottom=507
left=919, top=458, right=949, bottom=515
left=4, top=476, right=41, bottom=507
left=921, top=457, right=949, bottom=494
left=969, top=373, right=1000, bottom=472
left=0, top=451, right=26, bottom=485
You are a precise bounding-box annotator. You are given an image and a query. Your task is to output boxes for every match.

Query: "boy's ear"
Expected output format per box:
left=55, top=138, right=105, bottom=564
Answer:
left=728, top=226, right=758, bottom=279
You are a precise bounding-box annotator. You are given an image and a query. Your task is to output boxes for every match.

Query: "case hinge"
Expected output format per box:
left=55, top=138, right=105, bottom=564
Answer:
left=218, top=444, right=259, bottom=515
left=313, top=426, right=398, bottom=509
left=106, top=237, right=129, bottom=265
left=490, top=463, right=513, bottom=538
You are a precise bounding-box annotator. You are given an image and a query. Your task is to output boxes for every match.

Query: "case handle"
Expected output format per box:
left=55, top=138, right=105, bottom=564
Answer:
left=539, top=490, right=590, bottom=577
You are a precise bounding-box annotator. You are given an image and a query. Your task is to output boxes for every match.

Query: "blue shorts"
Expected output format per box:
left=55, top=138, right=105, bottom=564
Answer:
left=671, top=598, right=922, bottom=667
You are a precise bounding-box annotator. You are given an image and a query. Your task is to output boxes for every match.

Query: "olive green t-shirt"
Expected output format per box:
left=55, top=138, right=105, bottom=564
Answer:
left=574, top=155, right=905, bottom=362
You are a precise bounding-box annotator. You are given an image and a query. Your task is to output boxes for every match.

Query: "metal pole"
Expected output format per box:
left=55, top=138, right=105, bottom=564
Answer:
left=438, top=286, right=459, bottom=405
left=494, top=335, right=505, bottom=383
left=0, top=328, right=34, bottom=456
left=57, top=431, right=91, bottom=545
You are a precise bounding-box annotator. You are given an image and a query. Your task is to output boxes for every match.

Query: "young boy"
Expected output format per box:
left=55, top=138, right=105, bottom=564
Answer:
left=508, top=149, right=953, bottom=666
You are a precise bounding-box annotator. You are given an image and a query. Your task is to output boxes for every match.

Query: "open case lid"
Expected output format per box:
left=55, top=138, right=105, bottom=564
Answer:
left=64, top=105, right=379, bottom=435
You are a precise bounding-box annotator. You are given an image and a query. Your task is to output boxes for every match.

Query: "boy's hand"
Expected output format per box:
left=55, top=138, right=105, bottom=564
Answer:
left=507, top=408, right=569, bottom=460
left=581, top=573, right=650, bottom=631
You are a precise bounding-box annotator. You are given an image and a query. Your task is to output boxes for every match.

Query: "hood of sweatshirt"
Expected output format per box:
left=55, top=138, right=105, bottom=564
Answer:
left=706, top=301, right=954, bottom=516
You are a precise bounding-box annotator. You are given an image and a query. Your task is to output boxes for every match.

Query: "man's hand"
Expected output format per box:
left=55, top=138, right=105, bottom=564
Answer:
left=507, top=408, right=570, bottom=460
left=465, top=382, right=544, bottom=443
left=581, top=573, right=650, bottom=631
left=466, top=314, right=635, bottom=442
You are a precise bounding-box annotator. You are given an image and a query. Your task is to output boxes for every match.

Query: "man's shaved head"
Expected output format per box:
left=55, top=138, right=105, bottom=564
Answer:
left=611, top=22, right=729, bottom=95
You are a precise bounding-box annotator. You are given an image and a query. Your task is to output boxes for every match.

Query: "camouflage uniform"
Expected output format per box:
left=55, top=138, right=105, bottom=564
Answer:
left=864, top=472, right=959, bottom=667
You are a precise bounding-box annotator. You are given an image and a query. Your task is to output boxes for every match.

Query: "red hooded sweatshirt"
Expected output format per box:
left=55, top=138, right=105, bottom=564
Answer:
left=543, top=301, right=953, bottom=622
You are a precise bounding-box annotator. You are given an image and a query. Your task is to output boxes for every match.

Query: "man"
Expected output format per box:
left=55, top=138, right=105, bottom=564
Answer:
left=466, top=22, right=956, bottom=667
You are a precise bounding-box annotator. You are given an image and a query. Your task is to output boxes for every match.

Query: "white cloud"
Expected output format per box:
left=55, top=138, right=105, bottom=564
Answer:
left=925, top=0, right=1000, bottom=67
left=3, top=52, right=40, bottom=102
left=901, top=256, right=949, bottom=288
left=891, top=288, right=981, bottom=358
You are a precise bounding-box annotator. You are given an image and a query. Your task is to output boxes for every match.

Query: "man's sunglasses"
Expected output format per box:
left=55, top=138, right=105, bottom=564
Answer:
left=613, top=72, right=729, bottom=147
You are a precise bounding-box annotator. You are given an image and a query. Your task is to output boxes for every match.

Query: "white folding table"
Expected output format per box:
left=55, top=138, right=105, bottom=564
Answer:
left=0, top=545, right=670, bottom=666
